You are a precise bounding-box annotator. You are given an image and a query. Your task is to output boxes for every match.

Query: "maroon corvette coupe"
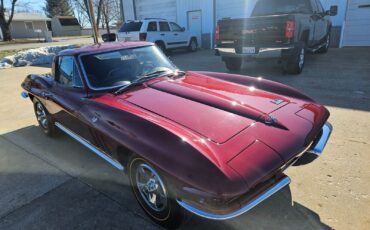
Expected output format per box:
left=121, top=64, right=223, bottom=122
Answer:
left=21, top=42, right=332, bottom=228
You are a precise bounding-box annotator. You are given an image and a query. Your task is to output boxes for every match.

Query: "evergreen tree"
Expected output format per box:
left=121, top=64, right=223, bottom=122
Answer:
left=44, top=0, right=74, bottom=17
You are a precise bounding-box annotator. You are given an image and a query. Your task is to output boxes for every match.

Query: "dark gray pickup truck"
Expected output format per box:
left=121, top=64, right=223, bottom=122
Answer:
left=215, top=0, right=337, bottom=74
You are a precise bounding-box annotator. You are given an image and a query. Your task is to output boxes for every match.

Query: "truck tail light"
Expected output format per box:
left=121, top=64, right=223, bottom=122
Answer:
left=285, top=20, right=295, bottom=39
left=215, top=25, right=220, bottom=41
left=139, top=32, right=147, bottom=41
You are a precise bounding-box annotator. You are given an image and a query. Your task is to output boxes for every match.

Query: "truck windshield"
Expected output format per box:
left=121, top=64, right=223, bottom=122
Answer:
left=80, top=46, right=177, bottom=89
left=251, top=0, right=312, bottom=16
left=119, top=21, right=143, bottom=32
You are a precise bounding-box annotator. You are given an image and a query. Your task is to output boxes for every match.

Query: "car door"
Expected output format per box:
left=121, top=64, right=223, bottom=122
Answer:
left=146, top=21, right=159, bottom=42
left=169, top=22, right=188, bottom=48
left=44, top=55, right=92, bottom=141
left=158, top=21, right=172, bottom=48
left=311, top=0, right=327, bottom=45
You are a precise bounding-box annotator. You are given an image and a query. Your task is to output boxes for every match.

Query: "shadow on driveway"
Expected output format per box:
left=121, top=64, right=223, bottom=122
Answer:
left=0, top=125, right=331, bottom=230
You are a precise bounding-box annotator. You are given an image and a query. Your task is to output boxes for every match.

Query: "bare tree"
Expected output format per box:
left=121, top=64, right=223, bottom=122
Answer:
left=0, top=0, right=17, bottom=41
left=69, top=0, right=89, bottom=27
left=100, top=0, right=120, bottom=34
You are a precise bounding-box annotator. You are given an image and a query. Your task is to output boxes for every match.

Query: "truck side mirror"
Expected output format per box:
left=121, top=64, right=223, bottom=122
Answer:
left=102, top=33, right=117, bottom=42
left=327, top=5, right=338, bottom=16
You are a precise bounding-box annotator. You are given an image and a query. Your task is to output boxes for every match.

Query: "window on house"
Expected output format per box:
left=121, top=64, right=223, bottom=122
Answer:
left=25, top=22, right=34, bottom=30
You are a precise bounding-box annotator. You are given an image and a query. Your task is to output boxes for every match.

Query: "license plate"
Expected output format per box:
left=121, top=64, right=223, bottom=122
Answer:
left=242, top=47, right=256, bottom=54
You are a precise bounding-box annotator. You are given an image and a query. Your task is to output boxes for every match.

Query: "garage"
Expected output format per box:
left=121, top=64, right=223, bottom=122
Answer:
left=215, top=0, right=257, bottom=20
left=342, top=0, right=370, bottom=46
left=134, top=0, right=177, bottom=21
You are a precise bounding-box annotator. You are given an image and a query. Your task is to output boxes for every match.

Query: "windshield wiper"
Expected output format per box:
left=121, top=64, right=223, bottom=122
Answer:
left=113, top=70, right=184, bottom=95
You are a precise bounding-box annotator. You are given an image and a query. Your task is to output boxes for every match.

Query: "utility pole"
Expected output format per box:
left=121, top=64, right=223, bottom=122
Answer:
left=87, top=0, right=99, bottom=44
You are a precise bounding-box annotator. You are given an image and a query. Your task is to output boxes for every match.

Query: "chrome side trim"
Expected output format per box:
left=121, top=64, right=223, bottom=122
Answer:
left=307, top=122, right=333, bottom=156
left=54, top=122, right=124, bottom=171
left=176, top=176, right=291, bottom=220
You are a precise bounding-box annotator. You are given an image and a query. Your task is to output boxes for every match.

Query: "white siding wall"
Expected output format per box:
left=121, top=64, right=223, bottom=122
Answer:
left=320, top=0, right=347, bottom=26
left=216, top=0, right=257, bottom=21
left=123, top=0, right=136, bottom=21
left=135, top=0, right=177, bottom=21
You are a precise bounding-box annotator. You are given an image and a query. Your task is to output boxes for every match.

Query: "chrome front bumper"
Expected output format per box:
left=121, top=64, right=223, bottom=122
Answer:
left=177, top=176, right=290, bottom=220
left=176, top=123, right=332, bottom=220
left=215, top=46, right=295, bottom=59
left=307, top=122, right=333, bottom=156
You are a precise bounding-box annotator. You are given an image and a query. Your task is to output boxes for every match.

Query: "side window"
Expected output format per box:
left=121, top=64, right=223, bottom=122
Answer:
left=58, top=56, right=83, bottom=87
left=170, top=22, right=182, bottom=32
left=159, top=22, right=170, bottom=32
left=147, top=21, right=157, bottom=32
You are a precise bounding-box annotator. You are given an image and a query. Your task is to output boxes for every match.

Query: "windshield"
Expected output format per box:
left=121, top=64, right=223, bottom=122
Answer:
left=251, top=0, right=312, bottom=16
left=80, top=46, right=177, bottom=89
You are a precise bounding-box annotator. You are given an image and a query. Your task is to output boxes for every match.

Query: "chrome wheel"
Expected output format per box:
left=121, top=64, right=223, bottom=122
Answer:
left=135, top=163, right=168, bottom=212
left=298, top=48, right=305, bottom=69
left=325, top=34, right=330, bottom=49
left=36, top=102, right=48, bottom=129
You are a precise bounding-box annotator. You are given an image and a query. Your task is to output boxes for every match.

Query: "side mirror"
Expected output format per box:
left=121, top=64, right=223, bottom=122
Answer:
left=327, top=5, right=338, bottom=16
left=181, top=27, right=185, bottom=32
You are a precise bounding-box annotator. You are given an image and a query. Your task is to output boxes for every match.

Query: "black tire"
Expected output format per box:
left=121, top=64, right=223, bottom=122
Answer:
left=188, top=38, right=198, bottom=52
left=129, top=157, right=184, bottom=229
left=318, top=32, right=330, bottom=53
left=155, top=41, right=167, bottom=53
left=283, top=43, right=306, bottom=75
left=224, top=57, right=242, bottom=71
left=33, top=98, right=57, bottom=137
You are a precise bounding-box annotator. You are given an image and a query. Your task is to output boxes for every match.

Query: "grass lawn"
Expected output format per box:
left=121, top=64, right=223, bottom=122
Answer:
left=0, top=48, right=29, bottom=59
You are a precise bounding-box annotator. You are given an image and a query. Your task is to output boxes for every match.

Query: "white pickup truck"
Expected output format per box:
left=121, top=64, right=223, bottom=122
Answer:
left=117, top=18, right=198, bottom=52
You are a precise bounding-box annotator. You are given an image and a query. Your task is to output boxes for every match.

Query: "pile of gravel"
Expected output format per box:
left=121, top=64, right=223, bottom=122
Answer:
left=0, top=45, right=76, bottom=69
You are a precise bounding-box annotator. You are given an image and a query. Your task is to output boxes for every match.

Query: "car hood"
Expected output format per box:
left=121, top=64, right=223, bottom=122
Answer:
left=119, top=71, right=297, bottom=144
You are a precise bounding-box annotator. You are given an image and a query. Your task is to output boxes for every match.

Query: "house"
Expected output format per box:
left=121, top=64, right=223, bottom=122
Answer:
left=121, top=0, right=370, bottom=48
left=51, top=16, right=81, bottom=37
left=1, top=12, right=51, bottom=39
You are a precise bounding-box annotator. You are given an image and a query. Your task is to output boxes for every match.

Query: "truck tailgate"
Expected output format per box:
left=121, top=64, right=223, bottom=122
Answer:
left=218, top=15, right=291, bottom=46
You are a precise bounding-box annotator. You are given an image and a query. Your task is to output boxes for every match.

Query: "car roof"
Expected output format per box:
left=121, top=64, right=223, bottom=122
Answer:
left=59, top=41, right=153, bottom=56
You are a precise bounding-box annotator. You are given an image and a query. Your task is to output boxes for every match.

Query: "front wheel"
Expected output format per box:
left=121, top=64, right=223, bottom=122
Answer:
left=318, top=32, right=330, bottom=53
left=224, top=57, right=242, bottom=71
left=129, top=157, right=184, bottom=229
left=33, top=98, right=57, bottom=137
left=283, top=44, right=305, bottom=75
left=188, top=38, right=198, bottom=52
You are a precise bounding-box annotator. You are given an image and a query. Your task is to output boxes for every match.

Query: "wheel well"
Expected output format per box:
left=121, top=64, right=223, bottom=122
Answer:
left=300, top=30, right=309, bottom=45
left=155, top=40, right=165, bottom=48
left=116, top=145, right=134, bottom=170
left=28, top=93, right=34, bottom=102
left=190, top=36, right=197, bottom=43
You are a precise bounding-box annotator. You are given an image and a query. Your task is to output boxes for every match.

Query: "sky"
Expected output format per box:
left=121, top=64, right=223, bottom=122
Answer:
left=5, top=0, right=46, bottom=15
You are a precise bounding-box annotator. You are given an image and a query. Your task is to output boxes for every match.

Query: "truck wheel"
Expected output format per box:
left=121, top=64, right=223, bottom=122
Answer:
left=155, top=41, right=167, bottom=53
left=188, top=38, right=198, bottom=52
left=129, top=156, right=184, bottom=229
left=224, top=57, right=242, bottom=71
left=318, top=33, right=330, bottom=53
left=33, top=98, right=57, bottom=137
left=284, top=44, right=305, bottom=75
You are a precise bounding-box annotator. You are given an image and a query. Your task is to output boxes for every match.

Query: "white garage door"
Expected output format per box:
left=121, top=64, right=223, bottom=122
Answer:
left=216, top=0, right=258, bottom=21
left=342, top=0, right=370, bottom=46
left=135, top=0, right=177, bottom=22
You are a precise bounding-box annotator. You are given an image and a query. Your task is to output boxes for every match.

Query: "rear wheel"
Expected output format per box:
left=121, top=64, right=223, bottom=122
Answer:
left=155, top=41, right=167, bottom=53
left=129, top=157, right=184, bottom=229
left=33, top=98, right=56, bottom=137
left=224, top=57, right=242, bottom=71
left=188, top=38, right=198, bottom=52
left=283, top=43, right=306, bottom=75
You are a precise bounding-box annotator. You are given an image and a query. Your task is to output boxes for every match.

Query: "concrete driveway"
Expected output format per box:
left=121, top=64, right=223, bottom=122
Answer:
left=0, top=47, right=369, bottom=230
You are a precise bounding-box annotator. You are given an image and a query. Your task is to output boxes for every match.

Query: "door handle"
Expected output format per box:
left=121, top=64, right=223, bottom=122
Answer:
left=160, top=33, right=165, bottom=36
left=174, top=33, right=178, bottom=36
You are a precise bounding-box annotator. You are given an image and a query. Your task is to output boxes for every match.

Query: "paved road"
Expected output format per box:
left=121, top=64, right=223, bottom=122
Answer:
left=0, top=37, right=94, bottom=52
left=0, top=47, right=369, bottom=230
